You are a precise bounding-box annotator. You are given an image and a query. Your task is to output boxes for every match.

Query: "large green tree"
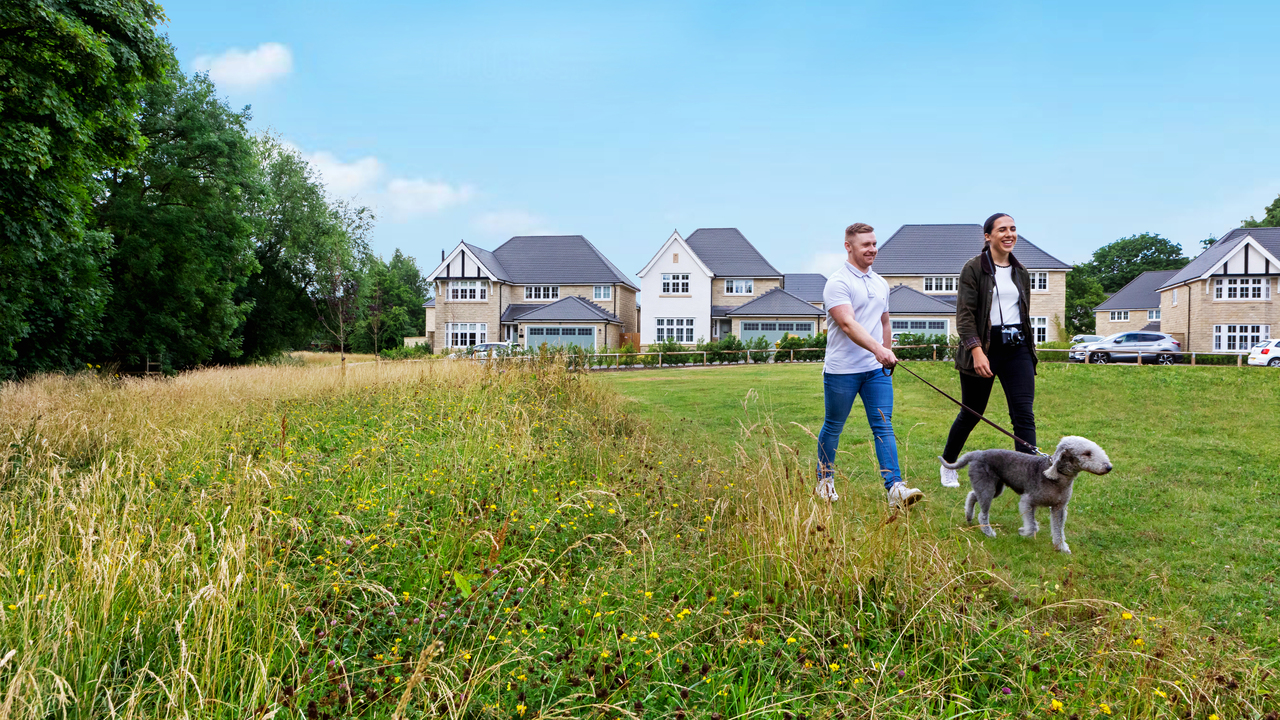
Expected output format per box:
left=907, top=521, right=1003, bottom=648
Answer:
left=0, top=0, right=169, bottom=378
left=350, top=250, right=429, bottom=354
left=94, top=67, right=261, bottom=371
left=1084, top=233, right=1189, bottom=293
left=1242, top=193, right=1280, bottom=228
left=1064, top=265, right=1107, bottom=335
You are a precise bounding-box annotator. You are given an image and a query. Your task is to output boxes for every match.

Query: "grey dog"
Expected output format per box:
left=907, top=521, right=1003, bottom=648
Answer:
left=938, top=436, right=1112, bottom=554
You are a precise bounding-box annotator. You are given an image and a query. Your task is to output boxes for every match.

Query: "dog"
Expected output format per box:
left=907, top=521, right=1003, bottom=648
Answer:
left=938, top=436, right=1112, bottom=554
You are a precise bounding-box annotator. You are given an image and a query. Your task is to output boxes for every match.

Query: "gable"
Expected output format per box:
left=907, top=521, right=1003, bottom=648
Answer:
left=1159, top=227, right=1280, bottom=289
left=638, top=231, right=713, bottom=278
left=426, top=242, right=506, bottom=282
left=875, top=224, right=1071, bottom=275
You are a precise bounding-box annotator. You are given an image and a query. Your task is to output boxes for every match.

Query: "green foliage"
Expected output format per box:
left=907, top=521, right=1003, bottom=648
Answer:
left=746, top=334, right=773, bottom=363
left=312, top=202, right=374, bottom=356
left=0, top=0, right=170, bottom=378
left=349, top=250, right=430, bottom=355
left=891, top=333, right=957, bottom=360
left=379, top=343, right=432, bottom=360
left=1241, top=192, right=1280, bottom=228
left=1065, top=265, right=1107, bottom=335
left=1081, top=233, right=1189, bottom=293
left=775, top=331, right=826, bottom=362
left=94, top=67, right=261, bottom=371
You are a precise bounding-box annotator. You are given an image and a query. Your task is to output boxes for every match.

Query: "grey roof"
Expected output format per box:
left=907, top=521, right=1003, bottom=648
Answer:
left=1094, top=270, right=1178, bottom=311
left=500, top=303, right=541, bottom=322
left=874, top=224, right=1071, bottom=274
left=711, top=305, right=735, bottom=318
left=472, top=236, right=639, bottom=289
left=424, top=298, right=435, bottom=308
left=887, top=284, right=958, bottom=315
left=684, top=228, right=783, bottom=278
left=725, top=288, right=825, bottom=317
left=1158, top=228, right=1280, bottom=289
left=1141, top=321, right=1162, bottom=332
left=508, top=296, right=621, bottom=324
left=784, top=273, right=827, bottom=303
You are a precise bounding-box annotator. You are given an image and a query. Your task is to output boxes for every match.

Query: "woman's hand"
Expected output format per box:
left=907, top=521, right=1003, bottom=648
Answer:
left=972, top=347, right=993, bottom=378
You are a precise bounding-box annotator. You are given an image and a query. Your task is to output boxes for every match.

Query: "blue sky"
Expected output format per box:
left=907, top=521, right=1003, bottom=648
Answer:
left=163, top=0, right=1280, bottom=279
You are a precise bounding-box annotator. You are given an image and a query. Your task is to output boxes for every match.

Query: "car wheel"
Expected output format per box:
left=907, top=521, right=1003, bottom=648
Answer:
left=1089, top=352, right=1109, bottom=364
left=1156, top=353, right=1174, bottom=365
left=1270, top=358, right=1280, bottom=367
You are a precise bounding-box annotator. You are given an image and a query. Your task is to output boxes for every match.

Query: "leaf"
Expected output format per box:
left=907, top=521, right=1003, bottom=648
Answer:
left=453, top=573, right=472, bottom=598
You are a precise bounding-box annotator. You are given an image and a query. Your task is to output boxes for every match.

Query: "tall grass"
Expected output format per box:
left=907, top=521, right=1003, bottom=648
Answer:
left=0, top=361, right=1272, bottom=718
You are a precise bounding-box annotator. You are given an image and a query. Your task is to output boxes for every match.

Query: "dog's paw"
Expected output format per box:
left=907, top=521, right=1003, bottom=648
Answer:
left=1055, top=543, right=1071, bottom=554
left=1018, top=526, right=1036, bottom=537
left=981, top=526, right=997, bottom=538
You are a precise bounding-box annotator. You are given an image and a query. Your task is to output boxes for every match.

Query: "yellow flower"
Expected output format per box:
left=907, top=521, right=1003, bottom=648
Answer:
left=1049, top=698, right=1063, bottom=712
left=1099, top=703, right=1112, bottom=715
left=1209, top=715, right=1219, bottom=720
left=786, top=637, right=797, bottom=644
left=1152, top=689, right=1167, bottom=699
left=644, top=592, right=653, bottom=598
left=1133, top=638, right=1144, bottom=647
left=829, top=663, right=840, bottom=671
left=516, top=704, right=527, bottom=716
left=1121, top=612, right=1133, bottom=620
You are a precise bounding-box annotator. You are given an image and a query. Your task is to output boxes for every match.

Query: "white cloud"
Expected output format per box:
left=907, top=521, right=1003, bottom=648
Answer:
left=386, top=178, right=475, bottom=217
left=474, top=210, right=550, bottom=236
left=301, top=150, right=384, bottom=199
left=194, top=42, right=293, bottom=91
left=804, top=251, right=847, bottom=275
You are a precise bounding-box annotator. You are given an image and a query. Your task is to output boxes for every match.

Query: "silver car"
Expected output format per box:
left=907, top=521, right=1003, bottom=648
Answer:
left=1072, top=332, right=1183, bottom=365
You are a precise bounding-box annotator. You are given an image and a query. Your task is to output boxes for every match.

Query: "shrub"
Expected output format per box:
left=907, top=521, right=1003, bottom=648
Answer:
left=776, top=332, right=826, bottom=362
left=380, top=343, right=432, bottom=360
left=747, top=334, right=773, bottom=363
left=892, top=333, right=957, bottom=361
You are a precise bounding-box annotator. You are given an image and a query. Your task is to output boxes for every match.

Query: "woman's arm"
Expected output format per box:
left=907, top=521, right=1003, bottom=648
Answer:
left=955, top=260, right=993, bottom=377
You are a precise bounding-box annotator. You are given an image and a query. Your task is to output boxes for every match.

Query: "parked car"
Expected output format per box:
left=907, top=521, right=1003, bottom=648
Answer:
left=1071, top=334, right=1103, bottom=344
left=1071, top=332, right=1182, bottom=364
left=449, top=342, right=514, bottom=359
left=1247, top=338, right=1280, bottom=367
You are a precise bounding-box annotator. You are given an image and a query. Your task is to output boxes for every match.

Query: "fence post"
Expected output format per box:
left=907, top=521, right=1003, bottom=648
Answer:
left=790, top=349, right=794, bottom=363
left=1137, top=351, right=1142, bottom=366
left=703, top=351, right=707, bottom=366
left=1191, top=352, right=1196, bottom=366
left=658, top=352, right=662, bottom=367
left=1238, top=353, right=1242, bottom=367
left=932, top=344, right=937, bottom=361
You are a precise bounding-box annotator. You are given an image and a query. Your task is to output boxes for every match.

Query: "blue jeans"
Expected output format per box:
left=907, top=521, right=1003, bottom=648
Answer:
left=817, top=369, right=903, bottom=490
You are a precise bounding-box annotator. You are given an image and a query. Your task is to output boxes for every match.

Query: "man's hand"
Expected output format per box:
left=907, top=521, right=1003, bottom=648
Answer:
left=972, top=347, right=993, bottom=377
left=874, top=344, right=898, bottom=368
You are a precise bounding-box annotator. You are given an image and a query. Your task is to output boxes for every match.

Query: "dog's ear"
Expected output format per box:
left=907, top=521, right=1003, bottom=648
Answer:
left=1044, top=445, right=1074, bottom=480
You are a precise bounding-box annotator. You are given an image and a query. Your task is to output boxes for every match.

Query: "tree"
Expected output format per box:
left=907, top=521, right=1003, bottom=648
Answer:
left=350, top=250, right=429, bottom=354
left=312, top=202, right=373, bottom=371
left=1064, top=266, right=1106, bottom=336
left=1242, top=193, right=1280, bottom=228
left=94, top=66, right=261, bottom=371
left=1084, top=233, right=1189, bottom=293
left=0, top=0, right=169, bottom=378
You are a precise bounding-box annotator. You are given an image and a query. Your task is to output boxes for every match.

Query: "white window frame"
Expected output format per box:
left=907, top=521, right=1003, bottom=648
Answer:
left=661, top=274, right=690, bottom=295
left=1109, top=311, right=1129, bottom=322
left=1172, top=288, right=1178, bottom=306
left=593, top=285, right=612, bottom=300
left=446, top=323, right=487, bottom=347
left=448, top=280, right=488, bottom=301
left=1030, top=316, right=1048, bottom=344
left=1214, top=323, right=1270, bottom=352
left=1031, top=272, right=1048, bottom=291
left=923, top=276, right=957, bottom=293
left=724, top=279, right=754, bottom=295
left=1214, top=277, right=1271, bottom=301
left=1148, top=309, right=1161, bottom=321
left=656, top=317, right=694, bottom=343
left=524, top=285, right=560, bottom=300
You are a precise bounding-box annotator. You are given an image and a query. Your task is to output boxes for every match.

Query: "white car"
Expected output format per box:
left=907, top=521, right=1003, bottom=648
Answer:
left=1247, top=339, right=1280, bottom=367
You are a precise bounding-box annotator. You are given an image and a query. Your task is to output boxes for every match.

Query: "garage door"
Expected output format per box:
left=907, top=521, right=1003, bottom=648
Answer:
left=526, top=326, right=596, bottom=350
left=739, top=321, right=816, bottom=344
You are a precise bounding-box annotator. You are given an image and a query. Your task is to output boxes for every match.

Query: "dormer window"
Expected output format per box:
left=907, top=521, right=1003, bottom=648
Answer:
left=725, top=279, right=754, bottom=295
left=923, top=277, right=956, bottom=293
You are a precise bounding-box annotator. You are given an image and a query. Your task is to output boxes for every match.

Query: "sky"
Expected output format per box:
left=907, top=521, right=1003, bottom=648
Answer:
left=163, top=0, right=1280, bottom=281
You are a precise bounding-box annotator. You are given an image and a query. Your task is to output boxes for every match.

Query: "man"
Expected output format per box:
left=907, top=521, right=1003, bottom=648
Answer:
left=816, top=223, right=923, bottom=509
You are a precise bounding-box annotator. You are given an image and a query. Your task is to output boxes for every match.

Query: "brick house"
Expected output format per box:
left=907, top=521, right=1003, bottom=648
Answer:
left=425, top=235, right=639, bottom=350
left=1092, top=270, right=1177, bottom=336
left=872, top=224, right=1071, bottom=343
left=1156, top=228, right=1278, bottom=352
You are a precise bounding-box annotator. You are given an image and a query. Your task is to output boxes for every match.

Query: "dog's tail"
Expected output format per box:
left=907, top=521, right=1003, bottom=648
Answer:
left=938, top=453, right=975, bottom=470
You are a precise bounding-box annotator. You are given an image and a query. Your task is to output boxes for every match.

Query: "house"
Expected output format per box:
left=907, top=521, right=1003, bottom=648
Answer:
left=1156, top=228, right=1278, bottom=352
left=783, top=273, right=829, bottom=332
left=886, top=285, right=958, bottom=336
left=872, top=224, right=1071, bottom=343
left=404, top=298, right=435, bottom=348
left=424, top=235, right=639, bottom=350
left=1092, top=270, right=1177, bottom=336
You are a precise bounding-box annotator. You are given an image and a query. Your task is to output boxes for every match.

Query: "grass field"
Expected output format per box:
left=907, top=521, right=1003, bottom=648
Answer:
left=603, top=362, right=1280, bottom=648
left=1, top=359, right=1275, bottom=718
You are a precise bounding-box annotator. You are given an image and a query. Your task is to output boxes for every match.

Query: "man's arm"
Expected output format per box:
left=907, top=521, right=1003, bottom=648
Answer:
left=882, top=312, right=892, bottom=347
left=829, top=304, right=897, bottom=367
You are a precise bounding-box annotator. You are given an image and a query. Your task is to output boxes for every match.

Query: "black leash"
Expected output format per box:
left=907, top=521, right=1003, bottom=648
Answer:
left=884, top=362, right=1050, bottom=457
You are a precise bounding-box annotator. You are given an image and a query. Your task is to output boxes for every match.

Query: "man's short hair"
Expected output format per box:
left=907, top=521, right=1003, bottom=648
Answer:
left=845, top=222, right=874, bottom=238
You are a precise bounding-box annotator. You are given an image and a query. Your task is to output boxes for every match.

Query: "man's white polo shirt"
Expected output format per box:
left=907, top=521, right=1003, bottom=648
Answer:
left=823, top=261, right=890, bottom=374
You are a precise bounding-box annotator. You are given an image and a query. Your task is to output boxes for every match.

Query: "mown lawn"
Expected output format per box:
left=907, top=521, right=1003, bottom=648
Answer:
left=602, top=361, right=1280, bottom=650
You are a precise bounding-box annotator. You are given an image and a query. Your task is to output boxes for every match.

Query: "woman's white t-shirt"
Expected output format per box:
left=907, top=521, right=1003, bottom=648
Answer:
left=989, top=264, right=1022, bottom=327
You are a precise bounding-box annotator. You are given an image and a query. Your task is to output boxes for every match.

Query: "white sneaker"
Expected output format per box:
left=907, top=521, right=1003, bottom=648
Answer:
left=940, top=464, right=960, bottom=488
left=887, top=482, right=923, bottom=510
left=814, top=472, right=839, bottom=502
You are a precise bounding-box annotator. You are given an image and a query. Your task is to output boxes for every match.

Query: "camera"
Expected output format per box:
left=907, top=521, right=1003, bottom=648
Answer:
left=1000, top=325, right=1024, bottom=346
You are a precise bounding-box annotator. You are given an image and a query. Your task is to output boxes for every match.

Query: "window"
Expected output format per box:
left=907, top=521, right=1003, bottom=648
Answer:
left=892, top=319, right=947, bottom=332
left=725, top=279, right=754, bottom=295
left=890, top=320, right=908, bottom=330
left=656, top=318, right=694, bottom=342
left=661, top=274, right=690, bottom=294
left=449, top=280, right=487, bottom=301
left=1172, top=288, right=1178, bottom=305
left=1031, top=272, right=1048, bottom=291
left=447, top=323, right=487, bottom=347
left=1109, top=311, right=1129, bottom=322
left=759, top=322, right=777, bottom=332
left=1214, top=277, right=1270, bottom=300
left=741, top=322, right=760, bottom=331
left=1214, top=324, right=1270, bottom=351
left=593, top=286, right=612, bottom=300
left=923, top=277, right=956, bottom=293
left=673, top=253, right=679, bottom=263
left=1030, top=317, right=1048, bottom=344
left=524, top=285, right=559, bottom=300
left=1148, top=309, right=1161, bottom=321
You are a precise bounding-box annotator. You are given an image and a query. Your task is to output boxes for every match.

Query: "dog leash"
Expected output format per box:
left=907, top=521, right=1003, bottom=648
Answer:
left=884, top=362, right=1050, bottom=458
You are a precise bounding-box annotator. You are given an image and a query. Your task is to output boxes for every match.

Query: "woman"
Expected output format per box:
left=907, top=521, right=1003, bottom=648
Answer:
left=939, top=213, right=1039, bottom=487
